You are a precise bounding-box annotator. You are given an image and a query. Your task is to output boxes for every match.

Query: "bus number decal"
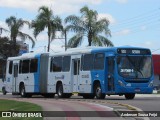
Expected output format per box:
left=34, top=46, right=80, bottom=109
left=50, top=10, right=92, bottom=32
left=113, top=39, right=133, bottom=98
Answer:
left=55, top=75, right=65, bottom=80
left=132, top=50, right=140, bottom=54
left=120, top=69, right=134, bottom=73
left=82, top=74, right=89, bottom=78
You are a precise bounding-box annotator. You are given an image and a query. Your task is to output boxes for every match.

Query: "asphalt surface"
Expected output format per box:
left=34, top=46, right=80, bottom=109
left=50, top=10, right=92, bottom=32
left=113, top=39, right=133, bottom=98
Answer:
left=0, top=93, right=160, bottom=120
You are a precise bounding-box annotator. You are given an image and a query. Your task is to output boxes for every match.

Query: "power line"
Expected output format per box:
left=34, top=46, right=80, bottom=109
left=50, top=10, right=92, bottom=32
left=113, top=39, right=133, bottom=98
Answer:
left=109, top=8, right=160, bottom=34
left=110, top=8, right=160, bottom=27
left=152, top=48, right=160, bottom=53
left=110, top=13, right=160, bottom=30
left=112, top=23, right=160, bottom=36
left=112, top=21, right=160, bottom=35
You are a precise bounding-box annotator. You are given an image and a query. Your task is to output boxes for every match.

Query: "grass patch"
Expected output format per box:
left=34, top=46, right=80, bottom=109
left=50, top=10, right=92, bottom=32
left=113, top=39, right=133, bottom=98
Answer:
left=0, top=99, right=43, bottom=120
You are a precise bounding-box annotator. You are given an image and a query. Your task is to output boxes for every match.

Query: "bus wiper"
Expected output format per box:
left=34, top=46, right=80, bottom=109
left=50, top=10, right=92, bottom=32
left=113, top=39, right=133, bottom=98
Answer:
left=126, top=55, right=144, bottom=78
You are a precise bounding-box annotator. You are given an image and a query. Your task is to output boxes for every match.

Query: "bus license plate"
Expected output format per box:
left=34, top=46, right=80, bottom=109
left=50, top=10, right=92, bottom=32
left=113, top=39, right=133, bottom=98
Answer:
left=135, top=88, right=140, bottom=92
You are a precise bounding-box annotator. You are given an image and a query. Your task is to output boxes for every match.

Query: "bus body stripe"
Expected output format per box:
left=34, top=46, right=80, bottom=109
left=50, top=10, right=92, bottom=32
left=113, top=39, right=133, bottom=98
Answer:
left=34, top=73, right=39, bottom=92
left=34, top=55, right=41, bottom=93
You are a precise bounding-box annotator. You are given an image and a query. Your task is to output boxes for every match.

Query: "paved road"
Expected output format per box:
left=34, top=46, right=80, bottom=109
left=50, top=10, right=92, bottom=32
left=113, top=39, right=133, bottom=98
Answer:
left=105, top=94, right=160, bottom=111
left=0, top=93, right=160, bottom=120
left=0, top=94, right=123, bottom=120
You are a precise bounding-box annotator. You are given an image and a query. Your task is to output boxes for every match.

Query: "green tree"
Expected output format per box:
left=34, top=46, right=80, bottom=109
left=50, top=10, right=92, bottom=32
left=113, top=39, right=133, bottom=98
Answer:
left=0, top=37, right=20, bottom=80
left=65, top=6, right=113, bottom=48
left=5, top=16, right=35, bottom=56
left=32, top=6, right=63, bottom=52
left=0, top=37, right=19, bottom=58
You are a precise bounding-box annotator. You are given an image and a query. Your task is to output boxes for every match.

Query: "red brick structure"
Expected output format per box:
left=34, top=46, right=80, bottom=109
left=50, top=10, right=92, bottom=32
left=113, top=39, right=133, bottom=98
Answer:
left=152, top=55, right=160, bottom=89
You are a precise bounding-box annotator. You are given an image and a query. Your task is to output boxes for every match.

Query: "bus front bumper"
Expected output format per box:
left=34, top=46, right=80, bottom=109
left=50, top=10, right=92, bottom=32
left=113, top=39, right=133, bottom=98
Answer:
left=116, top=86, right=153, bottom=94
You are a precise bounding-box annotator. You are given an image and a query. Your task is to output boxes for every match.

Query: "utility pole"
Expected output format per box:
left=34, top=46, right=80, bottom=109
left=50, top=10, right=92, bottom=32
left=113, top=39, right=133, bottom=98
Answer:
left=64, top=30, right=67, bottom=51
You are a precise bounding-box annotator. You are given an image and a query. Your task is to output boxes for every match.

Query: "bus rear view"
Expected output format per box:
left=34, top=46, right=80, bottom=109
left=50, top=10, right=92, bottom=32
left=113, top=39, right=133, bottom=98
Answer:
left=115, top=48, right=154, bottom=99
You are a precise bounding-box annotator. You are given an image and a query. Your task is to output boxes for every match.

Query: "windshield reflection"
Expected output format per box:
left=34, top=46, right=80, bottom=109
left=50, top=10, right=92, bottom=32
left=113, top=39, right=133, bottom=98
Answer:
left=117, top=56, right=152, bottom=79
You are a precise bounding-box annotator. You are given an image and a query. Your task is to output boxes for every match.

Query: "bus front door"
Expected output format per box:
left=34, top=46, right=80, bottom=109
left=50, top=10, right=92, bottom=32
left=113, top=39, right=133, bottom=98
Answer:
left=72, top=59, right=80, bottom=92
left=107, top=57, right=115, bottom=92
left=12, top=64, right=18, bottom=93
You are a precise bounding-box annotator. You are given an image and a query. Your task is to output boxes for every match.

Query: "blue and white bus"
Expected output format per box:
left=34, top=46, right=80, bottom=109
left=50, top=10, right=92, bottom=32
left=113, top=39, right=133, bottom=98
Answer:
left=3, top=46, right=154, bottom=99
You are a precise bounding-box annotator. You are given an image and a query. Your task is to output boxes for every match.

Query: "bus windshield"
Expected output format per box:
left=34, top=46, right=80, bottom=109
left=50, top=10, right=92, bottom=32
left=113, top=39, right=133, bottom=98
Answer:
left=117, top=56, right=152, bottom=79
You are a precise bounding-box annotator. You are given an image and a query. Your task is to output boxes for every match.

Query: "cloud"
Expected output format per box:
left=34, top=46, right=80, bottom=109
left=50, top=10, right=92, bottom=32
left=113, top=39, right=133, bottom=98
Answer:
left=0, top=0, right=102, bottom=15
left=140, top=25, right=147, bottom=31
left=112, top=29, right=131, bottom=36
left=98, top=13, right=116, bottom=24
left=115, top=0, right=128, bottom=4
left=0, top=21, right=8, bottom=29
left=77, top=0, right=102, bottom=5
left=0, top=21, right=10, bottom=37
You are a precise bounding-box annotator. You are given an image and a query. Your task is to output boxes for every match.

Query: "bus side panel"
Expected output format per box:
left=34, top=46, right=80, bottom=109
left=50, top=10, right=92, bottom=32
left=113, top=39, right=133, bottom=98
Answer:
left=5, top=61, right=12, bottom=93
left=39, top=54, right=49, bottom=93
left=22, top=74, right=35, bottom=93
left=79, top=71, right=92, bottom=93
left=51, top=72, right=72, bottom=93
left=33, top=55, right=41, bottom=93
left=47, top=57, right=55, bottom=93
left=62, top=72, right=72, bottom=93
left=91, top=70, right=106, bottom=93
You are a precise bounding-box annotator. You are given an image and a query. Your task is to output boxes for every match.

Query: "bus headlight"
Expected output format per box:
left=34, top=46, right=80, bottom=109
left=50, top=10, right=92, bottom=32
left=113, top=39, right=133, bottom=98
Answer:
left=148, top=81, right=153, bottom=87
left=118, top=80, right=125, bottom=87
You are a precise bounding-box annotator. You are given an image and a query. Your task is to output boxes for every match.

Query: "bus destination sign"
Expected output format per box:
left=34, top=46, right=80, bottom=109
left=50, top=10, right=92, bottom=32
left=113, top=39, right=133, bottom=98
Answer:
left=117, top=49, right=151, bottom=55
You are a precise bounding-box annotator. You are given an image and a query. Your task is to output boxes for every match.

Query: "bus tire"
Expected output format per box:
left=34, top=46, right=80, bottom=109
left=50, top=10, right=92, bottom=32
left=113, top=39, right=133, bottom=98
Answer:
left=20, top=84, right=27, bottom=98
left=57, top=84, right=65, bottom=98
left=94, top=83, right=105, bottom=99
left=125, top=93, right=135, bottom=100
left=2, top=87, right=6, bottom=95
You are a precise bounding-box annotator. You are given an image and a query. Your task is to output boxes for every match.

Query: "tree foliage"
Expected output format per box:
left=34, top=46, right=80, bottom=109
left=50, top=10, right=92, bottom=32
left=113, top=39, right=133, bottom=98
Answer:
left=0, top=37, right=19, bottom=58
left=65, top=6, right=113, bottom=48
left=32, top=6, right=63, bottom=52
left=6, top=16, right=35, bottom=48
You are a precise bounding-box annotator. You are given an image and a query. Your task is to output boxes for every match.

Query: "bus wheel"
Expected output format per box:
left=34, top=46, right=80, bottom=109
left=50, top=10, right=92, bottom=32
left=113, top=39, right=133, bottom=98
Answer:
left=57, top=84, right=64, bottom=98
left=2, top=87, right=6, bottom=95
left=20, top=85, right=26, bottom=98
left=125, top=93, right=135, bottom=100
left=95, top=83, right=105, bottom=99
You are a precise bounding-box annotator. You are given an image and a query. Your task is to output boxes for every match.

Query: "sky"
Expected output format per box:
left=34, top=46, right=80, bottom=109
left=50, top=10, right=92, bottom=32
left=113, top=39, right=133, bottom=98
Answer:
left=0, top=0, right=160, bottom=54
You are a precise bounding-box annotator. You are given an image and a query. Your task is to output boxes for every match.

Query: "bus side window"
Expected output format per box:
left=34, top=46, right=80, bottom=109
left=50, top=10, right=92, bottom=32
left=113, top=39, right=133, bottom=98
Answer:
left=81, top=55, right=84, bottom=71
left=83, top=54, right=94, bottom=71
left=22, top=60, right=30, bottom=73
left=14, top=65, right=18, bottom=77
left=108, top=57, right=114, bottom=74
left=53, top=57, right=62, bottom=72
left=19, top=60, right=22, bottom=74
left=94, top=53, right=104, bottom=70
left=9, top=61, right=13, bottom=74
left=30, top=59, right=38, bottom=73
left=50, top=57, right=53, bottom=72
left=62, top=56, right=71, bottom=72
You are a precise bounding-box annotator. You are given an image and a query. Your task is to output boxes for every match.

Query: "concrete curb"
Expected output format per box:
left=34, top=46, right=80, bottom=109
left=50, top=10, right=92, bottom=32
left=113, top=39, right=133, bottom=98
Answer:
left=135, top=94, right=160, bottom=97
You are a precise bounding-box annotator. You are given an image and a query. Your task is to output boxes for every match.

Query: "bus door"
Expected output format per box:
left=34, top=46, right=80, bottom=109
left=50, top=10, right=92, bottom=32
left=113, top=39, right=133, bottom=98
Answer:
left=72, top=59, right=80, bottom=92
left=107, top=57, right=115, bottom=92
left=12, top=64, right=18, bottom=93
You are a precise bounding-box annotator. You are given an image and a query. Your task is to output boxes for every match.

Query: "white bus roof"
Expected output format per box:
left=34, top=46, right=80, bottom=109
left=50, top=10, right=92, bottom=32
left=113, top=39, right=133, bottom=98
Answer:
left=7, top=46, right=150, bottom=60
